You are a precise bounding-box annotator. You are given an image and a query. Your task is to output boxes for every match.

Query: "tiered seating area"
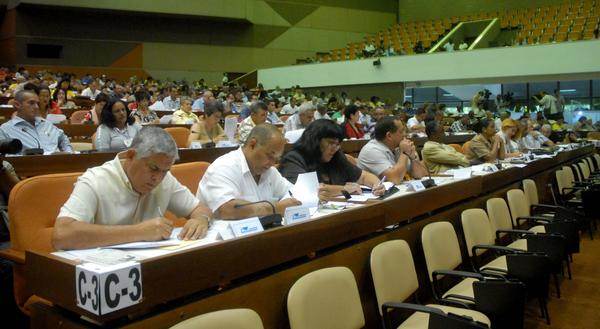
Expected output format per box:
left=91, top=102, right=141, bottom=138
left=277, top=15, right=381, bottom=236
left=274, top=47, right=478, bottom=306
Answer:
left=514, top=1, right=600, bottom=43
left=317, top=0, right=600, bottom=63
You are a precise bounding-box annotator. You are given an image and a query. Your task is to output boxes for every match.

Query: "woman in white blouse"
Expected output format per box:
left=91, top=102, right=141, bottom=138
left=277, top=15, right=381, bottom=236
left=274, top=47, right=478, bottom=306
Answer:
left=95, top=98, right=142, bottom=151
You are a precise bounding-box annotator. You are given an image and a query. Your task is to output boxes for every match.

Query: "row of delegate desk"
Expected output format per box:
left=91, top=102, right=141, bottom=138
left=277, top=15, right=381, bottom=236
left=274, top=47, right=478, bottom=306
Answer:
left=10, top=133, right=476, bottom=177
left=25, top=144, right=596, bottom=329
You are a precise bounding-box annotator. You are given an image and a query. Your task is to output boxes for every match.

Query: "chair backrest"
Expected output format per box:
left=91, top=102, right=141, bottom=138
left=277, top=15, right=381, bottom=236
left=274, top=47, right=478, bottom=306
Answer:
left=587, top=131, right=600, bottom=140
left=486, top=198, right=515, bottom=233
left=561, top=166, right=575, bottom=189
left=522, top=178, right=539, bottom=205
left=70, top=142, right=93, bottom=152
left=69, top=110, right=89, bottom=124
left=461, top=209, right=495, bottom=257
left=421, top=221, right=463, bottom=282
left=507, top=189, right=530, bottom=224
left=170, top=161, right=210, bottom=195
left=165, top=127, right=191, bottom=148
left=287, top=266, right=365, bottom=329
left=8, top=172, right=81, bottom=310
left=584, top=157, right=596, bottom=172
left=594, top=154, right=600, bottom=170
left=555, top=169, right=567, bottom=197
left=462, top=141, right=471, bottom=155
left=578, top=161, right=590, bottom=180
left=448, top=143, right=463, bottom=153
left=170, top=308, right=264, bottom=329
left=370, top=240, right=419, bottom=315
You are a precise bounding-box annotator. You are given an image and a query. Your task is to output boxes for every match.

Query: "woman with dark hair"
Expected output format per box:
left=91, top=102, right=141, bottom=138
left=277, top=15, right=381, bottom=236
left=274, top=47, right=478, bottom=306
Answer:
left=189, top=99, right=226, bottom=143
left=95, top=98, right=141, bottom=151
left=343, top=105, right=364, bottom=139
left=37, top=84, right=62, bottom=117
left=52, top=77, right=76, bottom=99
left=132, top=90, right=159, bottom=124
left=84, top=92, right=110, bottom=124
left=279, top=119, right=384, bottom=200
left=52, top=88, right=76, bottom=109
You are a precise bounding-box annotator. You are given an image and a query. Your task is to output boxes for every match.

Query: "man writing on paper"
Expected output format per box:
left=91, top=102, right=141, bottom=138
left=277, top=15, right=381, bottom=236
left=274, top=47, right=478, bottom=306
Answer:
left=52, top=127, right=213, bottom=250
left=197, top=124, right=301, bottom=219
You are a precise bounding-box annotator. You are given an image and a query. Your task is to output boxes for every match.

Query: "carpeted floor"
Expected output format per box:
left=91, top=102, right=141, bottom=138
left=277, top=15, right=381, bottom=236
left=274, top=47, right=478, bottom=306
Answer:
left=523, top=234, right=600, bottom=329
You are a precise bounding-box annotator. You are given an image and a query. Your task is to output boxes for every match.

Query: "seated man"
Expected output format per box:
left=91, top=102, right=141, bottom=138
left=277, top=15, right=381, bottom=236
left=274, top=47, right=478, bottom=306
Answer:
left=406, top=107, right=426, bottom=134
left=466, top=118, right=505, bottom=164
left=357, top=117, right=427, bottom=184
left=0, top=90, right=72, bottom=154
left=283, top=102, right=315, bottom=133
left=422, top=120, right=470, bottom=174
left=53, top=127, right=212, bottom=250
left=239, top=101, right=268, bottom=143
left=450, top=114, right=469, bottom=133
left=539, top=124, right=555, bottom=146
left=197, top=124, right=301, bottom=219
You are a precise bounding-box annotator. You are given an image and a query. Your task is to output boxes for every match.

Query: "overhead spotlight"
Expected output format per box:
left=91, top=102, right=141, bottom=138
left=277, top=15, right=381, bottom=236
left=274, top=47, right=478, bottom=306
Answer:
left=372, top=58, right=381, bottom=66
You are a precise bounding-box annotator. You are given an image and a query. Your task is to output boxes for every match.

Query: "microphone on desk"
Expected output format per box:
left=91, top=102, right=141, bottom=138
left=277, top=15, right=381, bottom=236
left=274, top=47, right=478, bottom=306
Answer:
left=20, top=128, right=44, bottom=155
left=421, top=158, right=437, bottom=189
left=233, top=200, right=282, bottom=229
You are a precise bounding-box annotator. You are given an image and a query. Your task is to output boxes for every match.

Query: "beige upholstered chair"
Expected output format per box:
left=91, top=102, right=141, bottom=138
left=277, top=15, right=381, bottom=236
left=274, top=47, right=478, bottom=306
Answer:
left=170, top=308, right=264, bottom=329
left=370, top=240, right=490, bottom=329
left=287, top=266, right=365, bottom=329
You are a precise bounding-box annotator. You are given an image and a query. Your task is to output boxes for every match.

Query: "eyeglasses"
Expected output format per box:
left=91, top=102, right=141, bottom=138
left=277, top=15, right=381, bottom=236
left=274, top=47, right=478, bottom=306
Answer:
left=324, top=140, right=341, bottom=151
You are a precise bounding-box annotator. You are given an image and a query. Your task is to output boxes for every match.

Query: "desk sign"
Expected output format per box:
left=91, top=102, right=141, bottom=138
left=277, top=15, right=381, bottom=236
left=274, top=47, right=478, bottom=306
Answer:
left=230, top=217, right=264, bottom=238
left=406, top=180, right=426, bottom=192
left=283, top=206, right=311, bottom=225
left=76, top=261, right=142, bottom=315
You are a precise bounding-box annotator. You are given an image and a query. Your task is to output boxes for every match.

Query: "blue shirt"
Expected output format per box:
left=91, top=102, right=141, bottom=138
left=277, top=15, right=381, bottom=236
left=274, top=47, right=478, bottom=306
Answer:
left=0, top=116, right=72, bottom=154
left=192, top=98, right=204, bottom=111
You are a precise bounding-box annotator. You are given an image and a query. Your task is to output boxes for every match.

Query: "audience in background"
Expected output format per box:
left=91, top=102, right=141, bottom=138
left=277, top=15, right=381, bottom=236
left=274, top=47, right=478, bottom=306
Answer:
left=95, top=98, right=141, bottom=151
left=283, top=102, right=315, bottom=134
left=466, top=118, right=505, bottom=164
left=343, top=105, right=365, bottom=139
left=239, top=101, right=269, bottom=143
left=171, top=96, right=200, bottom=124
left=422, top=120, right=469, bottom=174
left=189, top=100, right=226, bottom=144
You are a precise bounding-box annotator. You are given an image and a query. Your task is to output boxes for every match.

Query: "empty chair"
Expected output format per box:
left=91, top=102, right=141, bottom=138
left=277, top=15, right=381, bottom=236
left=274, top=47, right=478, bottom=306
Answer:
left=370, top=240, right=490, bottom=329
left=421, top=221, right=526, bottom=329
left=461, top=209, right=552, bottom=323
left=164, top=127, right=191, bottom=148
left=170, top=308, right=264, bottom=329
left=287, top=266, right=365, bottom=329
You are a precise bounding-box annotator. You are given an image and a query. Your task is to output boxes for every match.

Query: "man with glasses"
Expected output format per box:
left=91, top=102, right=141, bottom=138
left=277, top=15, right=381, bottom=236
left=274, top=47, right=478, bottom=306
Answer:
left=358, top=117, right=427, bottom=184
left=197, top=124, right=301, bottom=219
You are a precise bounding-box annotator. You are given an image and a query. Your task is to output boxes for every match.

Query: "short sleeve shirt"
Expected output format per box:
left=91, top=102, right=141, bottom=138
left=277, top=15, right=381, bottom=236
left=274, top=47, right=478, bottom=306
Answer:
left=357, top=139, right=403, bottom=177
left=196, top=148, right=292, bottom=215
left=58, top=154, right=199, bottom=225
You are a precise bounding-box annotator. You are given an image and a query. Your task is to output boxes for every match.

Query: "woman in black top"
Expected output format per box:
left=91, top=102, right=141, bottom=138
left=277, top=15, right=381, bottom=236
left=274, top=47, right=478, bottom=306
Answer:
left=279, top=119, right=384, bottom=200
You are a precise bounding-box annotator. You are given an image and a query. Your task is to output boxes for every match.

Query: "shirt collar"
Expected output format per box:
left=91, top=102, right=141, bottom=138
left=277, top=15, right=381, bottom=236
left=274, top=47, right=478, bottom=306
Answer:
left=113, top=152, right=136, bottom=193
left=10, top=116, right=44, bottom=127
left=237, top=148, right=252, bottom=176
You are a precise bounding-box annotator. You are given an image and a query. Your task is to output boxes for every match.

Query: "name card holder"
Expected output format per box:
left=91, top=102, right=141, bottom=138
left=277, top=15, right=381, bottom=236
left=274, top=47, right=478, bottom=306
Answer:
left=230, top=217, right=264, bottom=238
left=283, top=206, right=311, bottom=225
left=76, top=261, right=142, bottom=316
left=406, top=180, right=426, bottom=192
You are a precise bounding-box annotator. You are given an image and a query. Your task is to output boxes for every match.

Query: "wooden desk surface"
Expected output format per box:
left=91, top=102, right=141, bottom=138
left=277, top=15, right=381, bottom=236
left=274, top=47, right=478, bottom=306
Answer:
left=26, top=145, right=595, bottom=327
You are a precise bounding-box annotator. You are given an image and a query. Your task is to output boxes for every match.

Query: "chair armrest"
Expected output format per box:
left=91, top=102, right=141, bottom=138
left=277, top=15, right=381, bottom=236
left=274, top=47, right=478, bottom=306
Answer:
left=495, top=228, right=531, bottom=238
left=0, top=249, right=25, bottom=264
left=516, top=216, right=553, bottom=227
left=382, top=302, right=445, bottom=319
left=472, top=244, right=523, bottom=257
left=433, top=269, right=484, bottom=281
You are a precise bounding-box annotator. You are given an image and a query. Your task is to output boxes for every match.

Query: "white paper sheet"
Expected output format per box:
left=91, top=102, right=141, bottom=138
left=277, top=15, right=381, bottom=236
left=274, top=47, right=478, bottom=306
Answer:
left=224, top=117, right=238, bottom=141
left=289, top=172, right=320, bottom=207
left=284, top=129, right=305, bottom=143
